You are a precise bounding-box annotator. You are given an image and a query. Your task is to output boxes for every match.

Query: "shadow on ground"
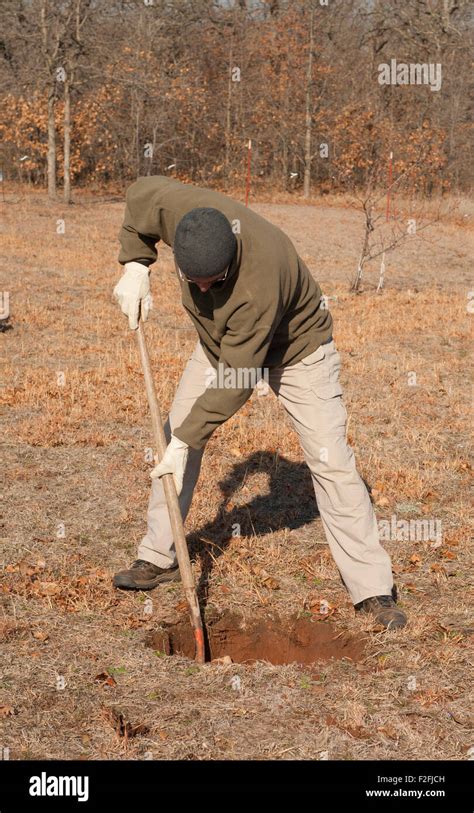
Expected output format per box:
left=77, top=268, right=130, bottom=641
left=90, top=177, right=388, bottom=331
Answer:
left=188, top=451, right=318, bottom=598
left=186, top=450, right=374, bottom=606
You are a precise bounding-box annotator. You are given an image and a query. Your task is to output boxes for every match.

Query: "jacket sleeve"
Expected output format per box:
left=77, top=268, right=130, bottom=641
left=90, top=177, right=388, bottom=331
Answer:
left=118, top=178, right=165, bottom=266
left=173, top=299, right=281, bottom=449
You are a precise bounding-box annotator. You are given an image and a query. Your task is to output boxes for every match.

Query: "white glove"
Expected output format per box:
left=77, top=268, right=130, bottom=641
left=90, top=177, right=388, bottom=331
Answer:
left=150, top=435, right=189, bottom=496
left=113, top=261, right=152, bottom=330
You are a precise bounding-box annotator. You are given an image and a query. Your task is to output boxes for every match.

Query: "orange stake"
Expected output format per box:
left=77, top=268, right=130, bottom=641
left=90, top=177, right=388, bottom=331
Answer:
left=245, top=139, right=252, bottom=206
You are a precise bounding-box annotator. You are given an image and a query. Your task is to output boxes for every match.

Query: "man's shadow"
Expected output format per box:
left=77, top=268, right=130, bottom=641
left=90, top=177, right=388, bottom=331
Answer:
left=187, top=451, right=319, bottom=602
left=186, top=452, right=374, bottom=606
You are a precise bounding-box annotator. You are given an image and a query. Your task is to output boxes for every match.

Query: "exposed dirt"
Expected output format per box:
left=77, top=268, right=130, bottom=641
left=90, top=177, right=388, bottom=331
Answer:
left=147, top=611, right=366, bottom=665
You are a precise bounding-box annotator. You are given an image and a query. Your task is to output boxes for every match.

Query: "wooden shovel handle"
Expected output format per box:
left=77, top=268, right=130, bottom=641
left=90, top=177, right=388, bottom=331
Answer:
left=135, top=320, right=205, bottom=663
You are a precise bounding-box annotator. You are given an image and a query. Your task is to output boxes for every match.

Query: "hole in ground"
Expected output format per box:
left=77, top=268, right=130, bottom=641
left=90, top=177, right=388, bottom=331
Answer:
left=145, top=611, right=366, bottom=665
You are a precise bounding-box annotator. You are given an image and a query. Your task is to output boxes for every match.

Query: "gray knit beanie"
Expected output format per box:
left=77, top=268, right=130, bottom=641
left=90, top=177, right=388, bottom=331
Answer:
left=174, top=208, right=236, bottom=279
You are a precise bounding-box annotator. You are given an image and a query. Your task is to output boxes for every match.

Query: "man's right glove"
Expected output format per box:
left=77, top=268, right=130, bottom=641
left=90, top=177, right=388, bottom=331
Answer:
left=113, top=261, right=152, bottom=330
left=150, top=435, right=190, bottom=496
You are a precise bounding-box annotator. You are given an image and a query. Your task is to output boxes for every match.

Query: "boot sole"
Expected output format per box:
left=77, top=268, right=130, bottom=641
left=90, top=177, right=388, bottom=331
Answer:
left=113, top=568, right=181, bottom=590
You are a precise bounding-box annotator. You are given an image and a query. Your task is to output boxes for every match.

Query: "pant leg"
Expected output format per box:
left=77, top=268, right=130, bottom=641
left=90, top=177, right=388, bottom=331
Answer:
left=268, top=340, right=393, bottom=605
left=137, top=340, right=211, bottom=568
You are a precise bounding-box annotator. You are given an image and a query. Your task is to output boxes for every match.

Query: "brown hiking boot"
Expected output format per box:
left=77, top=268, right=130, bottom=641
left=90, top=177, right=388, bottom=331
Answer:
left=354, top=585, right=407, bottom=629
left=113, top=559, right=181, bottom=590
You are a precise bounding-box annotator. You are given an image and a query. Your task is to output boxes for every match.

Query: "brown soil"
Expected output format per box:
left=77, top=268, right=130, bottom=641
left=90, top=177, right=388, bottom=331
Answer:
left=146, top=611, right=366, bottom=665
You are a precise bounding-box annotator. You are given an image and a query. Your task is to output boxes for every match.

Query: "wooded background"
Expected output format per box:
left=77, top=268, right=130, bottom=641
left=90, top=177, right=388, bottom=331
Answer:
left=0, top=0, right=471, bottom=201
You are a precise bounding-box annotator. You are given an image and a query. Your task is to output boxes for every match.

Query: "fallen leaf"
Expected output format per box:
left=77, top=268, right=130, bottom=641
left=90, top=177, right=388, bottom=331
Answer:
left=306, top=597, right=335, bottom=617
left=89, top=569, right=108, bottom=580
left=18, top=558, right=34, bottom=575
left=32, top=630, right=49, bottom=642
left=261, top=575, right=280, bottom=590
left=37, top=582, right=61, bottom=595
left=430, top=563, right=447, bottom=574
left=377, top=725, right=398, bottom=740
left=94, top=672, right=117, bottom=688
left=101, top=706, right=149, bottom=740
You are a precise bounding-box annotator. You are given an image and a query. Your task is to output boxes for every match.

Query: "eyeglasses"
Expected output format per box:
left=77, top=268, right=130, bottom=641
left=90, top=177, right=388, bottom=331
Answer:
left=176, top=264, right=230, bottom=286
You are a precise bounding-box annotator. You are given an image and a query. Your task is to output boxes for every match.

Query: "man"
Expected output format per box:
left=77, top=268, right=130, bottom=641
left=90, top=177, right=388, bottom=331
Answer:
left=112, top=175, right=407, bottom=630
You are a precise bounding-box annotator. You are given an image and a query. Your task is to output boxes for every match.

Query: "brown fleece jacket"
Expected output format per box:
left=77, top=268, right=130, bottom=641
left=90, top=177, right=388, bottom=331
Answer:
left=118, top=175, right=333, bottom=448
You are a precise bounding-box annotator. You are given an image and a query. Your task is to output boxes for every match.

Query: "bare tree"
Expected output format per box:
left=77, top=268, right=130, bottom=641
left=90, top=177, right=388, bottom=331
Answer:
left=39, top=0, right=70, bottom=199
left=303, top=4, right=314, bottom=198
left=62, top=0, right=95, bottom=203
left=350, top=157, right=451, bottom=293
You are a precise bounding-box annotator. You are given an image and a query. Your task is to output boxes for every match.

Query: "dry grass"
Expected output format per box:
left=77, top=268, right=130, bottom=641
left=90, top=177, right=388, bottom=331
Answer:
left=0, top=186, right=472, bottom=761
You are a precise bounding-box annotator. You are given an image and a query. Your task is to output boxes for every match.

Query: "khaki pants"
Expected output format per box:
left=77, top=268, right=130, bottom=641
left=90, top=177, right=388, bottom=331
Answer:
left=138, top=339, right=393, bottom=605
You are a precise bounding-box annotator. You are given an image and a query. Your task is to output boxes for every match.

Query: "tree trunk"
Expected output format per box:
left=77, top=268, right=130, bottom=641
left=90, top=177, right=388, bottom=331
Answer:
left=224, top=40, right=233, bottom=185
left=63, top=75, right=71, bottom=203
left=351, top=208, right=372, bottom=292
left=47, top=86, right=57, bottom=199
left=303, top=7, right=314, bottom=199
left=281, top=41, right=290, bottom=190
left=135, top=99, right=141, bottom=180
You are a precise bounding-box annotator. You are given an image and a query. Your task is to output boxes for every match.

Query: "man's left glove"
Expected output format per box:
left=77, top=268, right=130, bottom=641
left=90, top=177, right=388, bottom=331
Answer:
left=150, top=435, right=189, bottom=496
